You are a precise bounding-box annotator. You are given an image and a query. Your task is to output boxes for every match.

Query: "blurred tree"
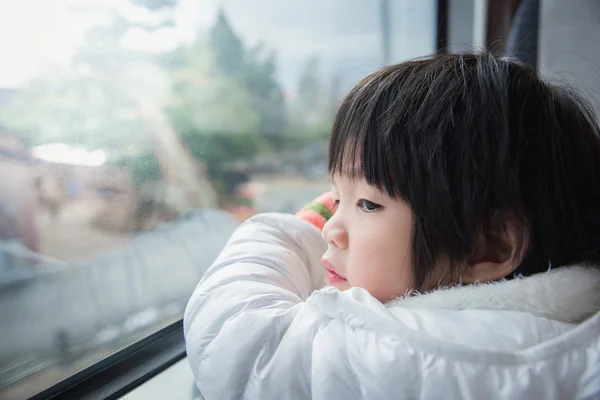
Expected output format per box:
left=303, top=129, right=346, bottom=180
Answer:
left=243, top=45, right=287, bottom=146
left=286, top=55, right=332, bottom=150
left=209, top=9, right=245, bottom=77
left=294, top=55, right=331, bottom=127
left=209, top=9, right=288, bottom=148
left=167, top=42, right=259, bottom=135
left=297, top=55, right=322, bottom=113
left=164, top=40, right=261, bottom=202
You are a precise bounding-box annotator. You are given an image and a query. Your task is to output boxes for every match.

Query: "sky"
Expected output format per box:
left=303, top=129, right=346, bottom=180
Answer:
left=0, top=0, right=436, bottom=92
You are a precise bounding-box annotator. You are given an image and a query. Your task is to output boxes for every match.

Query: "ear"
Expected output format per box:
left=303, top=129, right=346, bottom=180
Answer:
left=461, top=215, right=527, bottom=284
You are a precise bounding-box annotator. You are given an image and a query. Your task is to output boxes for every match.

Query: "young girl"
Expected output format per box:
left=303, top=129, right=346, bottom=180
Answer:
left=184, top=53, right=600, bottom=399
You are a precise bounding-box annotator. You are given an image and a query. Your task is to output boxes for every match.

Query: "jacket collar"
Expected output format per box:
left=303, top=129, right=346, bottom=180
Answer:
left=388, top=266, right=600, bottom=323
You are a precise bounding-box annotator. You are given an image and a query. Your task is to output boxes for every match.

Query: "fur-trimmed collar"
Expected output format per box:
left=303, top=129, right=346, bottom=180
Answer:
left=389, top=266, right=600, bottom=323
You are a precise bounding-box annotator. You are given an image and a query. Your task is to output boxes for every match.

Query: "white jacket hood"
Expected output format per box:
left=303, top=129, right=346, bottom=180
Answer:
left=184, top=213, right=600, bottom=400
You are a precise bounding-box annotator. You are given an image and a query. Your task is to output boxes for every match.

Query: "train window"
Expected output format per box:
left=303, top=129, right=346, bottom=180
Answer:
left=0, top=0, right=437, bottom=398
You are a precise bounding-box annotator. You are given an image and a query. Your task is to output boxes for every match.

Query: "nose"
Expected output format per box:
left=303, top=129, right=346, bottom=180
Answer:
left=322, top=213, right=348, bottom=250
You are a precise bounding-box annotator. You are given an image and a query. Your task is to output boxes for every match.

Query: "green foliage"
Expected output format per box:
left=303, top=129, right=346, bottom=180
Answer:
left=297, top=55, right=322, bottom=110
left=165, top=38, right=262, bottom=158
left=242, top=46, right=288, bottom=142
left=209, top=9, right=245, bottom=77
left=180, top=131, right=263, bottom=168
left=167, top=43, right=259, bottom=136
left=286, top=55, right=334, bottom=150
left=163, top=35, right=263, bottom=200
left=208, top=10, right=288, bottom=147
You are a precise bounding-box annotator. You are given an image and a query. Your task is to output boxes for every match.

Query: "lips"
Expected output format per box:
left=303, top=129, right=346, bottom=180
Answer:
left=321, top=259, right=347, bottom=284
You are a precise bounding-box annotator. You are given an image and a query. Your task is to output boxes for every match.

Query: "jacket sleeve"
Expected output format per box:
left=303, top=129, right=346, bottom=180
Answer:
left=183, top=213, right=329, bottom=399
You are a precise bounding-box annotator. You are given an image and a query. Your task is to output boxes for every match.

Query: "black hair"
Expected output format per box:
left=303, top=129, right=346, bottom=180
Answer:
left=329, top=52, right=600, bottom=290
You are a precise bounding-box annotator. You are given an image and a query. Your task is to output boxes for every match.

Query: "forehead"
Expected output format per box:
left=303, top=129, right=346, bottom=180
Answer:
left=329, top=173, right=374, bottom=195
left=329, top=170, right=362, bottom=185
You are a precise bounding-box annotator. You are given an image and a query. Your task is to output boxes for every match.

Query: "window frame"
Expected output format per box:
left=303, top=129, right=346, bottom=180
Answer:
left=30, top=320, right=186, bottom=400
left=436, top=0, right=449, bottom=54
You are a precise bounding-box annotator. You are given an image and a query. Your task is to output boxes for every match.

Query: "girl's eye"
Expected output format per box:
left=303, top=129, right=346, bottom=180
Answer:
left=357, top=199, right=381, bottom=213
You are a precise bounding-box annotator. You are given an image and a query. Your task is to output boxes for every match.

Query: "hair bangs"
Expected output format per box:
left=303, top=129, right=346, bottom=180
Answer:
left=328, top=71, right=405, bottom=199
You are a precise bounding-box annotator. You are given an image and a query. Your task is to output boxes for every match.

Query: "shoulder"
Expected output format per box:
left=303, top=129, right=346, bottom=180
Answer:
left=187, top=281, right=600, bottom=398
left=306, top=287, right=600, bottom=398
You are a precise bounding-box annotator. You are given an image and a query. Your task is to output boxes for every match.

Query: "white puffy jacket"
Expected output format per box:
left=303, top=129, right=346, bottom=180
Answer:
left=184, top=213, right=600, bottom=400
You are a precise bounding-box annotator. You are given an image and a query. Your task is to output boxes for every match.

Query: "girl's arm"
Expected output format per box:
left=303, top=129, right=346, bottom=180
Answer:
left=183, top=213, right=327, bottom=398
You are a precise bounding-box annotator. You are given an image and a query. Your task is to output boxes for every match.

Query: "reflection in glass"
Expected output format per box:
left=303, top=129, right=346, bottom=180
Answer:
left=0, top=0, right=435, bottom=397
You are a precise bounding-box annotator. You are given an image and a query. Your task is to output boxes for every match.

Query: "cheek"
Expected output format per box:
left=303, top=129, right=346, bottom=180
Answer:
left=348, top=227, right=412, bottom=301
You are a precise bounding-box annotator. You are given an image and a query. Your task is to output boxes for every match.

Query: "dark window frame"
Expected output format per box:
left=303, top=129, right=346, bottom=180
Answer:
left=436, top=0, right=449, bottom=54
left=485, top=0, right=523, bottom=55
left=30, top=320, right=185, bottom=400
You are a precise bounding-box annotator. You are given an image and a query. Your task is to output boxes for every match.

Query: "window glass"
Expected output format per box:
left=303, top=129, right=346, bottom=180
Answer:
left=538, top=0, right=600, bottom=115
left=0, top=0, right=435, bottom=397
left=447, top=0, right=487, bottom=52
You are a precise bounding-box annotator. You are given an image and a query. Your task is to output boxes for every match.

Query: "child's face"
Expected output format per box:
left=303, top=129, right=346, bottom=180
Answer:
left=321, top=174, right=413, bottom=301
